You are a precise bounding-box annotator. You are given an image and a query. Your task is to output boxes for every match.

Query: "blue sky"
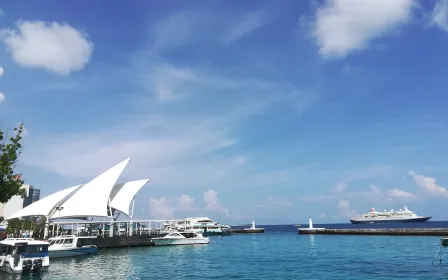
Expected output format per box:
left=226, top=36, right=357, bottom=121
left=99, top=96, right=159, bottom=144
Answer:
left=1, top=0, right=448, bottom=224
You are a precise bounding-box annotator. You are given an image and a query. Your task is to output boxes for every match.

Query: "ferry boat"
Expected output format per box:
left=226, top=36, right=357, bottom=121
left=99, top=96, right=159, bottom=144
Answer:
left=349, top=206, right=431, bottom=224
left=152, top=230, right=210, bottom=246
left=48, top=235, right=98, bottom=258
left=0, top=238, right=50, bottom=274
left=174, top=216, right=232, bottom=236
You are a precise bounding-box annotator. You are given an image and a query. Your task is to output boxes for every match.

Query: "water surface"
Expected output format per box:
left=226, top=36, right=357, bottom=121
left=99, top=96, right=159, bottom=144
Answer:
left=4, top=225, right=448, bottom=279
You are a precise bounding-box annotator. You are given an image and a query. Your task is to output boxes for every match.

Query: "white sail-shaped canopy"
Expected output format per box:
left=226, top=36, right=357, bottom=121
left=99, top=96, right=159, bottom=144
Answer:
left=7, top=185, right=82, bottom=220
left=109, top=179, right=150, bottom=217
left=49, top=158, right=131, bottom=219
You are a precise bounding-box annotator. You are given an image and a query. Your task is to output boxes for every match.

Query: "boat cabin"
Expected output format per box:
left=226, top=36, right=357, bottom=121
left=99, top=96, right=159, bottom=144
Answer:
left=48, top=235, right=96, bottom=248
left=0, top=238, right=49, bottom=258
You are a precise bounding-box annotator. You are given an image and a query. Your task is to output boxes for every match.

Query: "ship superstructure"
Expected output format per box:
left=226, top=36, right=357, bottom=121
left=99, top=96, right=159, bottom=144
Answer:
left=350, top=206, right=431, bottom=224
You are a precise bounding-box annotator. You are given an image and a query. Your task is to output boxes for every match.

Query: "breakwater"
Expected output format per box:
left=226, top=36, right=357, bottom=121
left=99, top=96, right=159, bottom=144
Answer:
left=298, top=228, right=448, bottom=236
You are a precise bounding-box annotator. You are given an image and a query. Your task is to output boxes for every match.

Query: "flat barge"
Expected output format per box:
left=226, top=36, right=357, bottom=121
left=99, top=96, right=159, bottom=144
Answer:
left=298, top=228, right=448, bottom=236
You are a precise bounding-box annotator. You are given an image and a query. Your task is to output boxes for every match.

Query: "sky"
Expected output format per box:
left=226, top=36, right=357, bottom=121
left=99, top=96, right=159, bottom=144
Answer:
left=1, top=0, right=448, bottom=224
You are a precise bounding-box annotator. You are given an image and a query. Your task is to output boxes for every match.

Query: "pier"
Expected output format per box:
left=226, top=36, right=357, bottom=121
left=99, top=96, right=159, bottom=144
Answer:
left=298, top=228, right=448, bottom=236
left=228, top=221, right=264, bottom=233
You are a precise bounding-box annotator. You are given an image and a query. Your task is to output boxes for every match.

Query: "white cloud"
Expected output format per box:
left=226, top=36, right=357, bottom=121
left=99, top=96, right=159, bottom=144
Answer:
left=0, top=8, right=4, bottom=16
left=0, top=66, right=4, bottom=77
left=388, top=188, right=416, bottom=199
left=350, top=184, right=416, bottom=202
left=408, top=171, right=448, bottom=197
left=149, top=197, right=173, bottom=219
left=203, top=190, right=230, bottom=217
left=305, top=0, right=416, bottom=58
left=0, top=92, right=4, bottom=103
left=334, top=181, right=347, bottom=192
left=178, top=194, right=195, bottom=211
left=430, top=0, right=448, bottom=32
left=223, top=10, right=270, bottom=44
left=257, top=196, right=291, bottom=208
left=301, top=195, right=334, bottom=202
left=337, top=200, right=357, bottom=217
left=2, top=21, right=93, bottom=75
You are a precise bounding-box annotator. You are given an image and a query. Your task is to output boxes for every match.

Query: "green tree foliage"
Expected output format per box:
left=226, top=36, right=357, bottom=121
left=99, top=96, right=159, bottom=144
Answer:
left=5, top=218, right=38, bottom=234
left=0, top=123, right=25, bottom=203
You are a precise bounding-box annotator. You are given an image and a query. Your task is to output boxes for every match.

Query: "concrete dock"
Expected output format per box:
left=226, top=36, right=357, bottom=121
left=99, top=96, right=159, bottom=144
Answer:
left=298, top=228, right=448, bottom=236
left=229, top=228, right=265, bottom=233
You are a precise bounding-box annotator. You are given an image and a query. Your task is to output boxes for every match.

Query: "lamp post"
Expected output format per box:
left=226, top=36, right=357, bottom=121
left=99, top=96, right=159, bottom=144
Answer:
left=55, top=206, right=64, bottom=236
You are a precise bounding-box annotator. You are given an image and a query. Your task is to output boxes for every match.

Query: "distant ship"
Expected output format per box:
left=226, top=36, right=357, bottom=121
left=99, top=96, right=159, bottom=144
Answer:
left=349, top=206, right=431, bottom=224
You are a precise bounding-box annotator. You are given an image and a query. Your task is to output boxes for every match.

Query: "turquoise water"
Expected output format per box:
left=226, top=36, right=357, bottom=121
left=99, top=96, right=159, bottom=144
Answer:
left=4, top=226, right=448, bottom=279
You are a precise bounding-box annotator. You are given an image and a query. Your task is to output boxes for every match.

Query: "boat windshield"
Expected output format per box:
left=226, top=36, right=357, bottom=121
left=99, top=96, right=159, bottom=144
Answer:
left=180, top=232, right=197, bottom=238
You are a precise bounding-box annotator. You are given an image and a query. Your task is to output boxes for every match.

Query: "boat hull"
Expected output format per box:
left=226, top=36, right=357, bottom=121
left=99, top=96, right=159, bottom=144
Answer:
left=49, top=246, right=98, bottom=258
left=202, top=231, right=232, bottom=236
left=0, top=260, right=49, bottom=274
left=350, top=216, right=431, bottom=224
left=152, top=238, right=209, bottom=246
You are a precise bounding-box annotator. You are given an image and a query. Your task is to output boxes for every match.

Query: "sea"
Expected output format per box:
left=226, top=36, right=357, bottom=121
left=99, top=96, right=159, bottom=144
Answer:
left=5, top=221, right=448, bottom=280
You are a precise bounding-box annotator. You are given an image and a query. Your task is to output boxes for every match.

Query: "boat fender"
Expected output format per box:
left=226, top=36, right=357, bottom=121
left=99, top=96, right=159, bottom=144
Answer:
left=22, top=259, right=33, bottom=272
left=33, top=259, right=43, bottom=272
left=0, top=257, right=4, bottom=267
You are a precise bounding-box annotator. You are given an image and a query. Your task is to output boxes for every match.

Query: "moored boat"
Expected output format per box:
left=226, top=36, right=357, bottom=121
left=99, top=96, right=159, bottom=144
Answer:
left=174, top=216, right=232, bottom=236
left=0, top=238, right=49, bottom=274
left=152, top=231, right=210, bottom=246
left=350, top=206, right=431, bottom=224
left=48, top=235, right=98, bottom=258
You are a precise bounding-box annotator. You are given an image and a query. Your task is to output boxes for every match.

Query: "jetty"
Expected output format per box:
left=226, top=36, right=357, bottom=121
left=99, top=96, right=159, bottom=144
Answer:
left=229, top=221, right=264, bottom=233
left=298, top=228, right=448, bottom=236
left=5, top=158, right=200, bottom=248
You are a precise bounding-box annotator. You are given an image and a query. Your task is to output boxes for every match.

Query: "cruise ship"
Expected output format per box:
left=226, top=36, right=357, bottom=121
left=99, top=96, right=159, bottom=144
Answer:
left=349, top=206, right=431, bottom=224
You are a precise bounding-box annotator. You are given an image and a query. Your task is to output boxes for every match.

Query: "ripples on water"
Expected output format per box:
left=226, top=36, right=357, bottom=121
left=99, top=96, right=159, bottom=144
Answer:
left=4, top=225, right=448, bottom=280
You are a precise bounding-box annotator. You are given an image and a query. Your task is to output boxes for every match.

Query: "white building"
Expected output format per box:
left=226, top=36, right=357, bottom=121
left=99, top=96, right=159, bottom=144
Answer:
left=0, top=184, right=40, bottom=219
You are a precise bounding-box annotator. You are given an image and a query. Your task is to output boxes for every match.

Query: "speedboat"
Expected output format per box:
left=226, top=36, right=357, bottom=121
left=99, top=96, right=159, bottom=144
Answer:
left=0, top=238, right=50, bottom=274
left=152, top=231, right=210, bottom=246
left=48, top=235, right=98, bottom=258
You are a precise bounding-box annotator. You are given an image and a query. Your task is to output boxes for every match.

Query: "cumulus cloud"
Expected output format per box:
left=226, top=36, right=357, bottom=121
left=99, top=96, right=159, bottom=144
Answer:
left=0, top=66, right=4, bottom=77
left=2, top=21, right=93, bottom=75
left=304, top=0, right=415, bottom=58
left=0, top=92, right=5, bottom=103
left=388, top=188, right=416, bottom=199
left=408, top=171, right=448, bottom=197
left=149, top=197, right=173, bottom=219
left=430, top=0, right=448, bottom=32
left=178, top=194, right=195, bottom=211
left=337, top=200, right=357, bottom=217
left=351, top=184, right=416, bottom=202
left=203, top=189, right=230, bottom=217
left=334, top=181, right=347, bottom=192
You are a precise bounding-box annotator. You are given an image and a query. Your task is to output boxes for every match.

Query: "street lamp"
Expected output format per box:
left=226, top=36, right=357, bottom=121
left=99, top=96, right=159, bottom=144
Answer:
left=55, top=206, right=64, bottom=236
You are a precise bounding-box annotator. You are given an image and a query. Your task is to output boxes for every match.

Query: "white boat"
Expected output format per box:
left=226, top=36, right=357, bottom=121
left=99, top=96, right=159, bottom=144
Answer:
left=48, top=235, right=98, bottom=258
left=0, top=238, right=50, bottom=274
left=152, top=231, right=210, bottom=246
left=174, top=216, right=232, bottom=236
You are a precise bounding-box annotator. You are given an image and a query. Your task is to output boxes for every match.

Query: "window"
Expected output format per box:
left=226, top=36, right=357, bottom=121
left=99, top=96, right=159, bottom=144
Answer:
left=64, top=239, right=73, bottom=244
